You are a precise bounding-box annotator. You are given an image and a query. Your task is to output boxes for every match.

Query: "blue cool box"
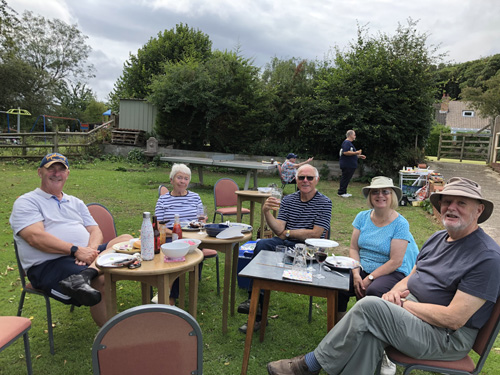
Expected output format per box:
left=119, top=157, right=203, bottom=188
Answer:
left=237, top=241, right=257, bottom=289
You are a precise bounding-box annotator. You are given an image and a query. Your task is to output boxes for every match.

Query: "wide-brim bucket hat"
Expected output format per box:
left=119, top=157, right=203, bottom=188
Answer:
left=429, top=177, right=494, bottom=224
left=362, top=176, right=402, bottom=202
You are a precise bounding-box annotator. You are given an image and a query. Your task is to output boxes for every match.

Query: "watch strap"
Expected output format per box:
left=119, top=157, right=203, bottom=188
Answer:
left=70, top=245, right=78, bottom=257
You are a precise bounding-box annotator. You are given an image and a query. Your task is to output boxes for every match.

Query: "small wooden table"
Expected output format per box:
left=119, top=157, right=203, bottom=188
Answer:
left=183, top=231, right=252, bottom=334
left=238, top=250, right=350, bottom=375
left=235, top=190, right=272, bottom=238
left=98, top=249, right=204, bottom=322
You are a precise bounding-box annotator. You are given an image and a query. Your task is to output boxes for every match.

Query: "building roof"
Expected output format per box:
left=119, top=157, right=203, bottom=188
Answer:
left=435, top=100, right=491, bottom=132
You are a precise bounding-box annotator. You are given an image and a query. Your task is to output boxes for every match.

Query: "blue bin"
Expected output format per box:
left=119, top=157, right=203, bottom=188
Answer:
left=237, top=241, right=257, bottom=289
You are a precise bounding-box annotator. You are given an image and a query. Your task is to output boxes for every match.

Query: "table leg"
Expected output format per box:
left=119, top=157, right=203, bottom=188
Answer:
left=241, top=285, right=262, bottom=375
left=237, top=196, right=242, bottom=223
left=249, top=201, right=255, bottom=228
left=252, top=170, right=258, bottom=189
left=244, top=171, right=251, bottom=190
left=104, top=273, right=116, bottom=321
left=259, top=203, right=266, bottom=239
left=189, top=265, right=199, bottom=319
left=222, top=245, right=232, bottom=334
left=178, top=274, right=186, bottom=309
left=326, top=290, right=337, bottom=331
left=231, top=243, right=239, bottom=317
left=157, top=275, right=170, bottom=305
left=141, top=283, right=149, bottom=305
left=259, top=289, right=271, bottom=343
left=197, top=166, right=204, bottom=185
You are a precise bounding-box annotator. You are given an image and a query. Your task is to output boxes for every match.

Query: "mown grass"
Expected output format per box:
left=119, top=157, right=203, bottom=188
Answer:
left=0, top=159, right=498, bottom=374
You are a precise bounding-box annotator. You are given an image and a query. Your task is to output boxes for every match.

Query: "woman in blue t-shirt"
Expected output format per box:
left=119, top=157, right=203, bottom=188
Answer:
left=337, top=176, right=419, bottom=321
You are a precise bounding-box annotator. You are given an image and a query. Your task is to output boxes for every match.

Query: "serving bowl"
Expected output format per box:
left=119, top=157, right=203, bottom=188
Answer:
left=174, top=238, right=201, bottom=253
left=257, top=187, right=272, bottom=193
left=204, top=223, right=229, bottom=237
left=161, top=241, right=190, bottom=258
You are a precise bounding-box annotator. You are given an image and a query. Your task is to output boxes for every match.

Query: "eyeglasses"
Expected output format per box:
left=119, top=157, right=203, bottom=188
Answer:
left=370, top=189, right=392, bottom=196
left=297, top=176, right=315, bottom=181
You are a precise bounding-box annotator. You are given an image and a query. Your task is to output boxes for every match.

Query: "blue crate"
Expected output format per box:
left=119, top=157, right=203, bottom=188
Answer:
left=402, top=185, right=420, bottom=196
left=237, top=241, right=257, bottom=289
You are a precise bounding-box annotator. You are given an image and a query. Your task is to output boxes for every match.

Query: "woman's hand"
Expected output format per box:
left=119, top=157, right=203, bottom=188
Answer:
left=353, top=273, right=366, bottom=299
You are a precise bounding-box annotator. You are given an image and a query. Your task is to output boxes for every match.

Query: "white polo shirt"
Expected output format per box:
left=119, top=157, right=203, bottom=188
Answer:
left=10, top=188, right=97, bottom=271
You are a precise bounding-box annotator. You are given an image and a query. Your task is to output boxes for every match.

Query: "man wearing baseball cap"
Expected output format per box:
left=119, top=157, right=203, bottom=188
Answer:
left=10, top=153, right=132, bottom=326
left=267, top=177, right=500, bottom=375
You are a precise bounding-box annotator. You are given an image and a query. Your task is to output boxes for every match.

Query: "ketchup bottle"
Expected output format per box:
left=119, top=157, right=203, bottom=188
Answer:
left=172, top=214, right=182, bottom=241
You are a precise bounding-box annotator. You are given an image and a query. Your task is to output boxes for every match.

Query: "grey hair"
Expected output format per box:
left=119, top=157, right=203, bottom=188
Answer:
left=346, top=129, right=355, bottom=138
left=169, top=163, right=191, bottom=180
left=296, top=164, right=319, bottom=178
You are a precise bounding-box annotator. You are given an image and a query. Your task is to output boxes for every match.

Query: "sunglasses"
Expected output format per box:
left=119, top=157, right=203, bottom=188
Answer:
left=297, top=176, right=315, bottom=181
left=370, top=189, right=392, bottom=196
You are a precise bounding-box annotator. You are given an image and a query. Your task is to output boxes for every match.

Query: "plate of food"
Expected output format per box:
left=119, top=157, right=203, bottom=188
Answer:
left=324, top=256, right=361, bottom=270
left=97, top=253, right=138, bottom=268
left=182, top=220, right=203, bottom=231
left=113, top=240, right=141, bottom=254
left=226, top=222, right=253, bottom=233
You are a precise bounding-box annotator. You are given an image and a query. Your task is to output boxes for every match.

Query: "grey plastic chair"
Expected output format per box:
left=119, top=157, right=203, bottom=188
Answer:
left=92, top=304, right=203, bottom=375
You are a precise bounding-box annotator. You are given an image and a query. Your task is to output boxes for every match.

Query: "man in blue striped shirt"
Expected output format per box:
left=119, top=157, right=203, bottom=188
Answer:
left=238, top=164, right=332, bottom=333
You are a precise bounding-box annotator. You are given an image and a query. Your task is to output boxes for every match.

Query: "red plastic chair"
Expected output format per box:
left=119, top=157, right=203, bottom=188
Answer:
left=377, top=298, right=500, bottom=374
left=158, top=184, right=169, bottom=197
left=213, top=178, right=250, bottom=222
left=0, top=316, right=33, bottom=375
left=87, top=203, right=118, bottom=243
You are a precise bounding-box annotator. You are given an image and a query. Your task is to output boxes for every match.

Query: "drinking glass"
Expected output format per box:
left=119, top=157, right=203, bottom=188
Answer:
left=275, top=245, right=286, bottom=267
left=306, top=245, right=316, bottom=272
left=314, top=249, right=328, bottom=279
left=271, top=188, right=283, bottom=202
left=196, top=204, right=207, bottom=234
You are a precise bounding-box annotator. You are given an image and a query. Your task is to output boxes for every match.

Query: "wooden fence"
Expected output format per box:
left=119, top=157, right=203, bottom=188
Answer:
left=0, top=121, right=113, bottom=160
left=437, top=132, right=491, bottom=162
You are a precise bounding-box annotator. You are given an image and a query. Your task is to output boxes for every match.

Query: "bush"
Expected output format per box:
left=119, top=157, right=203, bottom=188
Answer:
left=426, top=122, right=451, bottom=156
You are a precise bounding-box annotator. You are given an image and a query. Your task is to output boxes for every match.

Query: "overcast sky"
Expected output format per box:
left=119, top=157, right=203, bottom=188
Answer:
left=7, top=0, right=500, bottom=103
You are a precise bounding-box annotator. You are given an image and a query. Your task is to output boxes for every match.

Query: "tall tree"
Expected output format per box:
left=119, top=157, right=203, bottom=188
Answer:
left=109, top=23, right=212, bottom=110
left=461, top=72, right=500, bottom=119
left=314, top=19, right=441, bottom=175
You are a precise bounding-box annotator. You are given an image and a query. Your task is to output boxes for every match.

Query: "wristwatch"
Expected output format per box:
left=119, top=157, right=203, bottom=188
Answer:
left=285, top=230, right=290, bottom=238
left=368, top=274, right=375, bottom=281
left=70, top=245, right=78, bottom=257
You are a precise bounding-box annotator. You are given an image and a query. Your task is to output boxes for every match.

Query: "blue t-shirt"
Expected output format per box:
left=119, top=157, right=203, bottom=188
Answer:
left=353, top=210, right=419, bottom=275
left=339, top=139, right=358, bottom=169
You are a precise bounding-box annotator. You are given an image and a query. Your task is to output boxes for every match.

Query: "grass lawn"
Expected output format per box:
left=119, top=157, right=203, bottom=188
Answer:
left=1, top=159, right=498, bottom=374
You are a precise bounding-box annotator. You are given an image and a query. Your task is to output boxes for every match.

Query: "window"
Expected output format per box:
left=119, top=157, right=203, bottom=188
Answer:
left=462, top=110, right=475, bottom=117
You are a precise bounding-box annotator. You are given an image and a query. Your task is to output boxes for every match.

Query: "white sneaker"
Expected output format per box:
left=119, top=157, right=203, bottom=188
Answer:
left=340, top=193, right=350, bottom=198
left=380, top=353, right=396, bottom=375
left=345, top=193, right=352, bottom=197
left=151, top=294, right=158, bottom=304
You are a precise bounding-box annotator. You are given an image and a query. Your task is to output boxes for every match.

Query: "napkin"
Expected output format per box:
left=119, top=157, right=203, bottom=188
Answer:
left=216, top=227, right=244, bottom=239
left=282, top=269, right=313, bottom=283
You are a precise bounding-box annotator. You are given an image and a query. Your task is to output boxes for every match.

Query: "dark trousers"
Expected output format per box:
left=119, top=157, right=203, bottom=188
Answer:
left=338, top=167, right=356, bottom=195
left=337, top=270, right=406, bottom=312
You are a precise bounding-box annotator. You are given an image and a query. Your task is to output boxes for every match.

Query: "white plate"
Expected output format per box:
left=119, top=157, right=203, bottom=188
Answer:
left=216, top=227, right=245, bottom=239
left=112, top=241, right=141, bottom=254
left=305, top=238, right=339, bottom=248
left=325, top=256, right=360, bottom=270
left=227, top=222, right=253, bottom=233
left=97, top=253, right=137, bottom=268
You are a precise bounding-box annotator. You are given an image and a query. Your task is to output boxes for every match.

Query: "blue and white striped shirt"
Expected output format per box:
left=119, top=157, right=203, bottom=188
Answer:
left=277, top=191, right=332, bottom=238
left=155, top=191, right=202, bottom=226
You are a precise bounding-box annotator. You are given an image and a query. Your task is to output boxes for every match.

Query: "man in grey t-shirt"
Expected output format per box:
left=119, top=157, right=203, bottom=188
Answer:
left=267, top=177, right=500, bottom=375
left=10, top=153, right=131, bottom=326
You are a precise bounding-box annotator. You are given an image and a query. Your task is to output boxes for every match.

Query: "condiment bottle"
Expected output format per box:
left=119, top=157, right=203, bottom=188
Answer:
left=172, top=214, right=182, bottom=241
left=140, top=212, right=154, bottom=261
left=152, top=215, right=160, bottom=254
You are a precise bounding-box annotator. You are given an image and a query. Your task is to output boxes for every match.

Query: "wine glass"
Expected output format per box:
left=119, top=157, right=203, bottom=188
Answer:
left=306, top=245, right=316, bottom=272
left=196, top=204, right=207, bottom=234
left=314, top=249, right=328, bottom=279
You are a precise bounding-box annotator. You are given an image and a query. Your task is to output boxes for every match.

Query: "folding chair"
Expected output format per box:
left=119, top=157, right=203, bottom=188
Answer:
left=14, top=240, right=74, bottom=355
left=0, top=316, right=33, bottom=375
left=213, top=178, right=250, bottom=222
left=376, top=297, right=500, bottom=374
left=92, top=304, right=203, bottom=375
left=277, top=163, right=297, bottom=191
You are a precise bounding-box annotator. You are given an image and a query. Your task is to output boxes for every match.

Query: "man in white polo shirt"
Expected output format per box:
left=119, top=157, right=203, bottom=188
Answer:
left=10, top=153, right=131, bottom=326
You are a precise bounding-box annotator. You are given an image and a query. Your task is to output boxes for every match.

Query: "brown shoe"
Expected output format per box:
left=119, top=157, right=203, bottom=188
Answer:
left=267, top=355, right=320, bottom=375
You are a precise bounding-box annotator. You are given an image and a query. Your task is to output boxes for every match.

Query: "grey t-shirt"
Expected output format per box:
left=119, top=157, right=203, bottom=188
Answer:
left=408, top=228, right=500, bottom=329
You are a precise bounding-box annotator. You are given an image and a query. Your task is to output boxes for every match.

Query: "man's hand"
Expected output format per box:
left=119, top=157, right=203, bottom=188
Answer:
left=382, top=289, right=410, bottom=307
left=74, top=246, right=99, bottom=265
left=263, top=197, right=281, bottom=213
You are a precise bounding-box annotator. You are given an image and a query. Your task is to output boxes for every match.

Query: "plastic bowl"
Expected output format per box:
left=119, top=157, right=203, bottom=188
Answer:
left=161, top=241, right=190, bottom=258
left=204, top=223, right=229, bottom=237
left=257, top=187, right=272, bottom=193
left=174, top=238, right=201, bottom=253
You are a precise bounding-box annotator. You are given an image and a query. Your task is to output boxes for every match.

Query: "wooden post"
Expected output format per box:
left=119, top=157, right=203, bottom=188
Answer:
left=53, top=128, right=59, bottom=153
left=459, top=135, right=465, bottom=162
left=437, top=132, right=442, bottom=160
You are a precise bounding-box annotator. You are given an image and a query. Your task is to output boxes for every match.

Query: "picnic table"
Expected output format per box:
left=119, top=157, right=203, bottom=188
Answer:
left=159, top=156, right=277, bottom=190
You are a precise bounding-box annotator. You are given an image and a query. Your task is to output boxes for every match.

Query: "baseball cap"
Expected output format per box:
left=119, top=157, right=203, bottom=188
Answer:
left=39, top=153, right=69, bottom=169
left=287, top=153, right=298, bottom=159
